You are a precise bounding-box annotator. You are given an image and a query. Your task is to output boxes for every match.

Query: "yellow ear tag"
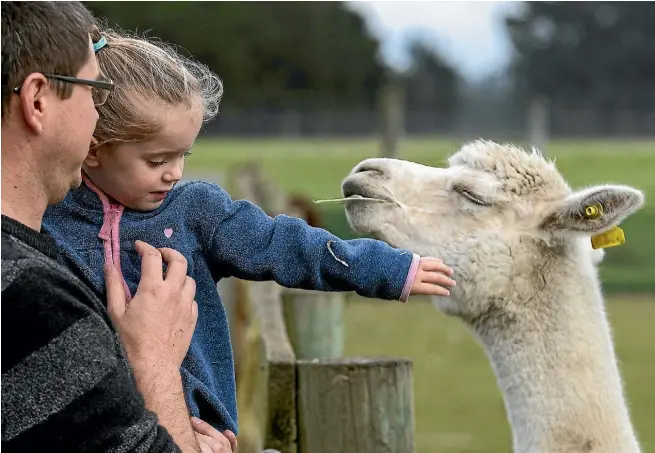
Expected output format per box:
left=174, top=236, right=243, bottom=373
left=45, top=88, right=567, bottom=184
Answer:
left=591, top=226, right=625, bottom=249
left=585, top=203, right=626, bottom=249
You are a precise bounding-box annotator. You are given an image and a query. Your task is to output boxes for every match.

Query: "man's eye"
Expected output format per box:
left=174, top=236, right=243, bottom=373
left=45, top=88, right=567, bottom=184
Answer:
left=148, top=161, right=167, bottom=168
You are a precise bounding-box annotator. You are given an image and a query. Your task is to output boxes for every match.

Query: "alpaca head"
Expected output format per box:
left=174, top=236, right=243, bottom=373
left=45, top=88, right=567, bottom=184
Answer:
left=342, top=140, right=644, bottom=324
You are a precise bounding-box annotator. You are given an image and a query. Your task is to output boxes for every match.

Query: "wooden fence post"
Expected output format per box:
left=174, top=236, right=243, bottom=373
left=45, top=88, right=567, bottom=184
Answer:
left=379, top=79, right=405, bottom=158
left=232, top=279, right=269, bottom=453
left=297, top=357, right=415, bottom=453
left=282, top=289, right=345, bottom=360
left=528, top=96, right=550, bottom=154
left=249, top=282, right=297, bottom=453
left=228, top=164, right=298, bottom=453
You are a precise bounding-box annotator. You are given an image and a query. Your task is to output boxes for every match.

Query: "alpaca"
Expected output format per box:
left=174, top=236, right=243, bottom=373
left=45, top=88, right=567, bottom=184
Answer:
left=339, top=140, right=644, bottom=453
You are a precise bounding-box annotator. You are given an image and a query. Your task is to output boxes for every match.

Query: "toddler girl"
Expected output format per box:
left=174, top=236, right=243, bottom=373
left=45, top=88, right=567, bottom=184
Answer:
left=43, top=29, right=456, bottom=435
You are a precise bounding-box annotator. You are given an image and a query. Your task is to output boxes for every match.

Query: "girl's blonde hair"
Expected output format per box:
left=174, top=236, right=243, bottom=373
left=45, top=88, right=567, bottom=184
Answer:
left=91, top=27, right=223, bottom=147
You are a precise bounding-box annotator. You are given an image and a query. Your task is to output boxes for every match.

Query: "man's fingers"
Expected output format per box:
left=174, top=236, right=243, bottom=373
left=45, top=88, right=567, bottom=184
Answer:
left=191, top=417, right=222, bottom=437
left=190, top=417, right=213, bottom=435
left=135, top=240, right=164, bottom=284
left=104, top=263, right=126, bottom=320
left=192, top=418, right=232, bottom=451
left=181, top=275, right=197, bottom=307
left=222, top=430, right=238, bottom=452
left=158, top=247, right=188, bottom=286
left=196, top=433, right=224, bottom=453
left=191, top=300, right=199, bottom=325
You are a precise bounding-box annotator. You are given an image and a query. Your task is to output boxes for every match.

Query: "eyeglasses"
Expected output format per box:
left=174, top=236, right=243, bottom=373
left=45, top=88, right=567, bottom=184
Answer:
left=13, top=74, right=115, bottom=106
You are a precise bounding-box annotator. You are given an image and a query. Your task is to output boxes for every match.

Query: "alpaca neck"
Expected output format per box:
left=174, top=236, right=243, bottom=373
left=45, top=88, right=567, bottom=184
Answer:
left=475, top=268, right=640, bottom=452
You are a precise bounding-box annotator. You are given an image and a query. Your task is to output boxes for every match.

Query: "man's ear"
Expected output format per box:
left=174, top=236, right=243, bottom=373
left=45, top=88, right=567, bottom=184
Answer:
left=542, top=184, right=644, bottom=234
left=19, top=73, right=50, bottom=134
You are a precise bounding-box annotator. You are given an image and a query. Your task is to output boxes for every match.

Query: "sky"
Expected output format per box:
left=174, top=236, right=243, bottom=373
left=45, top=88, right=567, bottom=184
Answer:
left=346, top=1, right=524, bottom=82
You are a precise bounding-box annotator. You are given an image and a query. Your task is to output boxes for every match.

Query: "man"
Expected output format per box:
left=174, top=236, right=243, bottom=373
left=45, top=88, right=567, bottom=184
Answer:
left=1, top=3, right=231, bottom=452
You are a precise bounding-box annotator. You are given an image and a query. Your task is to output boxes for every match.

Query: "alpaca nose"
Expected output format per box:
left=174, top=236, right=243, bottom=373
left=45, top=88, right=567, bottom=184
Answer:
left=352, top=159, right=388, bottom=176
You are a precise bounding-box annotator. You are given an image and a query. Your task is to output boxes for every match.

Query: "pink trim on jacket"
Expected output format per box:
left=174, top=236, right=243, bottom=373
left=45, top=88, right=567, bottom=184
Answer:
left=400, top=253, right=420, bottom=302
left=82, top=174, right=132, bottom=302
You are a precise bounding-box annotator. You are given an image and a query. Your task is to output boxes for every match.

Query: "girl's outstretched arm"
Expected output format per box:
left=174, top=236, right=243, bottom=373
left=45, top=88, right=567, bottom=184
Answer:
left=198, top=182, right=418, bottom=301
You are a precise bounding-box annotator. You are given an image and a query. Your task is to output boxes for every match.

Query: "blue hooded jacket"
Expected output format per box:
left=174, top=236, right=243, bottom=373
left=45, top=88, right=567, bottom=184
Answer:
left=42, top=177, right=419, bottom=434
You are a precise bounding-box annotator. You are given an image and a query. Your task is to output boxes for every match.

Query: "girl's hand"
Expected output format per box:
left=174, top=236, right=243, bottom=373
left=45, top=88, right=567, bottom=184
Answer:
left=410, top=257, right=456, bottom=297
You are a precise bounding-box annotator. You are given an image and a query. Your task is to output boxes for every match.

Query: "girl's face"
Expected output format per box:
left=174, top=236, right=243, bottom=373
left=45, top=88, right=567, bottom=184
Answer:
left=84, top=98, right=204, bottom=211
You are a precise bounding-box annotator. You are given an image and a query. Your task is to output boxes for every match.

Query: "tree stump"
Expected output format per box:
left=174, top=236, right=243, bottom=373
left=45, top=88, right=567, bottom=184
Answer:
left=297, top=357, right=415, bottom=453
left=282, top=288, right=345, bottom=360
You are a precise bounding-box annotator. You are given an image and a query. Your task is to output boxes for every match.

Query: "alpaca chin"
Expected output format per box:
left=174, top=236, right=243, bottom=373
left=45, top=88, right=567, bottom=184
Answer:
left=430, top=294, right=463, bottom=317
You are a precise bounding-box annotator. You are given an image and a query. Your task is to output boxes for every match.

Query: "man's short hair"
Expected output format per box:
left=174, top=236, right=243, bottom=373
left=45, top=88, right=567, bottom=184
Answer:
left=1, top=1, right=97, bottom=118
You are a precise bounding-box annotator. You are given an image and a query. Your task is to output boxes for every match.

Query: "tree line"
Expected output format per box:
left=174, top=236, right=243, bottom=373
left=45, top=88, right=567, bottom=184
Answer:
left=86, top=1, right=655, bottom=115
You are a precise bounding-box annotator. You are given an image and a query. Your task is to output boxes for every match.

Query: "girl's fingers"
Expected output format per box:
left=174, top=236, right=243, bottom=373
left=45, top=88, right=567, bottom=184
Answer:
left=417, top=283, right=451, bottom=297
left=421, top=272, right=456, bottom=288
left=420, top=258, right=454, bottom=276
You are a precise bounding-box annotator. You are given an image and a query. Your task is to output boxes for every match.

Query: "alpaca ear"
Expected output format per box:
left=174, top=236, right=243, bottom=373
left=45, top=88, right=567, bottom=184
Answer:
left=542, top=184, right=644, bottom=235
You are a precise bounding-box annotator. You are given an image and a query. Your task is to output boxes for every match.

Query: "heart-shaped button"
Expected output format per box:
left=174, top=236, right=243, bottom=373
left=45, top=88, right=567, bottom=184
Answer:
left=164, top=228, right=173, bottom=238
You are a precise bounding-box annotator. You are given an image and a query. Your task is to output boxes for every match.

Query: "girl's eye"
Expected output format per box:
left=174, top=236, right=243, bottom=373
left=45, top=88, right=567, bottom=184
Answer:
left=148, top=151, right=191, bottom=167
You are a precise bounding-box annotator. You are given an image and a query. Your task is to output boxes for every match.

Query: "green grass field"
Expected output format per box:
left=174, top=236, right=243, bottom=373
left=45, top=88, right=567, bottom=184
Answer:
left=344, top=295, right=655, bottom=453
left=187, top=136, right=654, bottom=451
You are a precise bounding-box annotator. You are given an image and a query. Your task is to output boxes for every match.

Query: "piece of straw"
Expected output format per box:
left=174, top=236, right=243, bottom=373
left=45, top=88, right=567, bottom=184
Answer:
left=313, top=197, right=383, bottom=204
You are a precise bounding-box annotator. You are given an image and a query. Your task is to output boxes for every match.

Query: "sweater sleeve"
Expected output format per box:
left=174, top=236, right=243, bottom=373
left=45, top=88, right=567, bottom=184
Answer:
left=0, top=263, right=181, bottom=453
left=198, top=182, right=417, bottom=301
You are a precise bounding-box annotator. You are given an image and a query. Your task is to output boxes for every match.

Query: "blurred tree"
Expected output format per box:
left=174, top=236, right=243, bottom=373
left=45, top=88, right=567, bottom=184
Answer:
left=402, top=38, right=459, bottom=114
left=506, top=1, right=655, bottom=111
left=86, top=1, right=386, bottom=110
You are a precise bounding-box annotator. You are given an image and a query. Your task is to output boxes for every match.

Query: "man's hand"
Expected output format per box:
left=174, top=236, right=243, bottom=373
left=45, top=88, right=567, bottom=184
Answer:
left=192, top=417, right=237, bottom=452
left=104, top=240, right=198, bottom=372
left=104, top=240, right=199, bottom=451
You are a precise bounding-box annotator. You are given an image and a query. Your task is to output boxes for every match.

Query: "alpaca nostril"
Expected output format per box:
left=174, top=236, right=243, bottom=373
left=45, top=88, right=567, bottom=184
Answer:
left=355, top=163, right=384, bottom=176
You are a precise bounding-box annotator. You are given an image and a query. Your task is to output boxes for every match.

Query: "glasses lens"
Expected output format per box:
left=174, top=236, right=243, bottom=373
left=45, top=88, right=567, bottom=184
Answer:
left=92, top=87, right=110, bottom=106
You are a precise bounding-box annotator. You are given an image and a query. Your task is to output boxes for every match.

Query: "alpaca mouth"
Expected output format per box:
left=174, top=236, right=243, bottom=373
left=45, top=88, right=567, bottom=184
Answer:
left=341, top=179, right=392, bottom=203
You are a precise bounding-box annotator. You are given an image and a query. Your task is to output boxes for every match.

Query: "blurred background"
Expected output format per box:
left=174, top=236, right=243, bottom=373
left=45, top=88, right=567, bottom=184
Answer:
left=87, top=2, right=654, bottom=452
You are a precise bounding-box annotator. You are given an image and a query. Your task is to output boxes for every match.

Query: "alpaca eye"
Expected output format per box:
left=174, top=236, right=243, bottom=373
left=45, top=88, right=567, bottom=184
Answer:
left=455, top=187, right=488, bottom=206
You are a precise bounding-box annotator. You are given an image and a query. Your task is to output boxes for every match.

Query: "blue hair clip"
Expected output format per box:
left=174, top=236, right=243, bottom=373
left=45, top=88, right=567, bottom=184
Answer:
left=93, top=35, right=107, bottom=53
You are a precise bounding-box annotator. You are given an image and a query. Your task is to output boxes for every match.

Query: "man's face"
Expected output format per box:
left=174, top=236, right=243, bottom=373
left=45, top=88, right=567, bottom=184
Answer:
left=43, top=35, right=100, bottom=203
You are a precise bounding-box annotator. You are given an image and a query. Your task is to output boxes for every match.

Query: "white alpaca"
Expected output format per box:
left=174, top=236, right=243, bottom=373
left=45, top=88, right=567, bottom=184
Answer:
left=339, top=140, right=644, bottom=453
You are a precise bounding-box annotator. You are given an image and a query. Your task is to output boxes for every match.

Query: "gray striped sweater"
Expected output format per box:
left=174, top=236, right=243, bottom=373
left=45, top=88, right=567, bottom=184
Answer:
left=1, top=215, right=180, bottom=452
